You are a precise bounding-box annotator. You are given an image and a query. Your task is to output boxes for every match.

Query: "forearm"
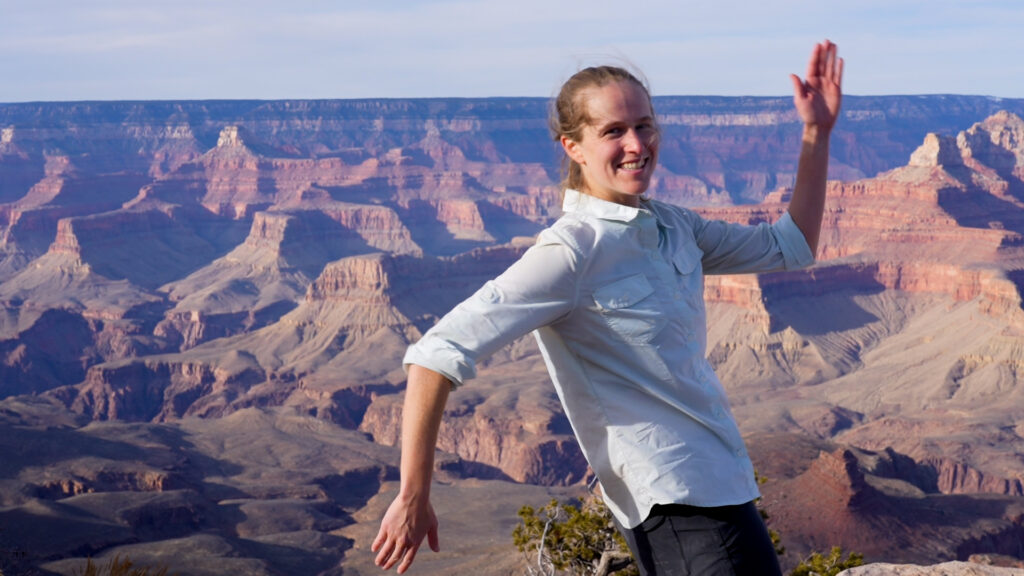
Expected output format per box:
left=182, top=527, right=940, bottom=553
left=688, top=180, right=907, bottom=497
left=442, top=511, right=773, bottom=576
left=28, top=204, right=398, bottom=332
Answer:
left=787, top=123, right=831, bottom=256
left=397, top=364, right=451, bottom=503
left=372, top=365, right=449, bottom=572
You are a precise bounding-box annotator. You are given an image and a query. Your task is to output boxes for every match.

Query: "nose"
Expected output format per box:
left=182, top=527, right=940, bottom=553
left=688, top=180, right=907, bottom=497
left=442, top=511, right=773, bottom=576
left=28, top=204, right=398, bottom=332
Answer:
left=623, top=129, right=643, bottom=153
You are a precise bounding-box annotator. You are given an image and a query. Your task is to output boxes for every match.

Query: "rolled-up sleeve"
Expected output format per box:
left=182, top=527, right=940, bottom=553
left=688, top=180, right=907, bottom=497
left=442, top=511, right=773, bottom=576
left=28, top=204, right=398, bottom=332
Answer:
left=693, top=210, right=815, bottom=275
left=403, top=229, right=580, bottom=387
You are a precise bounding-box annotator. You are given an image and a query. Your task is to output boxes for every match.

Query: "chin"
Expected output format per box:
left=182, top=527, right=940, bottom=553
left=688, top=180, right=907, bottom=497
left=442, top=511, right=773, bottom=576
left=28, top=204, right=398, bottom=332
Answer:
left=626, top=182, right=652, bottom=197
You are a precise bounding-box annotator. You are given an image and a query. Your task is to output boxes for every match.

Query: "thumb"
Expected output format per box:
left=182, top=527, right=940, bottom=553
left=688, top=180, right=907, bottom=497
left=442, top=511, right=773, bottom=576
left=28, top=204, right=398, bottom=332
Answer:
left=428, top=523, right=440, bottom=552
left=789, top=74, right=806, bottom=100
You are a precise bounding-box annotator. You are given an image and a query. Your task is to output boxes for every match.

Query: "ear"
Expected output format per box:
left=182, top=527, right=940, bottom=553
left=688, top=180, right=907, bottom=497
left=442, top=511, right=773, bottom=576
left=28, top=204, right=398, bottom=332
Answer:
left=561, top=135, right=586, bottom=166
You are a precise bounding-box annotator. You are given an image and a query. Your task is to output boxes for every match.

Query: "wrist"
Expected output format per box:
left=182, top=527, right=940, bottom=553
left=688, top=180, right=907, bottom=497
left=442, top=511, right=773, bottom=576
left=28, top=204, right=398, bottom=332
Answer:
left=802, top=123, right=831, bottom=142
left=398, top=477, right=432, bottom=503
left=397, top=490, right=429, bottom=509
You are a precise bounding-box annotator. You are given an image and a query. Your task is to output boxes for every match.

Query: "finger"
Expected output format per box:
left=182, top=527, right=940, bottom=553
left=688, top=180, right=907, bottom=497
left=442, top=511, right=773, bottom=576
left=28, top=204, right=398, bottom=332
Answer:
left=383, top=541, right=407, bottom=570
left=822, top=39, right=834, bottom=58
left=397, top=543, right=420, bottom=574
left=372, top=527, right=386, bottom=553
left=821, top=42, right=834, bottom=80
left=428, top=522, right=440, bottom=552
left=378, top=536, right=407, bottom=569
left=825, top=42, right=839, bottom=82
left=836, top=57, right=845, bottom=88
left=374, top=536, right=396, bottom=567
left=805, top=42, right=822, bottom=81
left=816, top=42, right=828, bottom=79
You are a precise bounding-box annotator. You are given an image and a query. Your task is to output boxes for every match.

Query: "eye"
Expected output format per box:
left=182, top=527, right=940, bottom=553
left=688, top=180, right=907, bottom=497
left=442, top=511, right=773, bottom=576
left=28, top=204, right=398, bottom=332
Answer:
left=603, top=126, right=624, bottom=137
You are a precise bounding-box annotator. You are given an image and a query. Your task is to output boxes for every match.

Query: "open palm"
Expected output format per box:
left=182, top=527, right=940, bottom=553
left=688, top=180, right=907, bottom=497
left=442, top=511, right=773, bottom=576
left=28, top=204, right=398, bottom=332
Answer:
left=791, top=41, right=844, bottom=131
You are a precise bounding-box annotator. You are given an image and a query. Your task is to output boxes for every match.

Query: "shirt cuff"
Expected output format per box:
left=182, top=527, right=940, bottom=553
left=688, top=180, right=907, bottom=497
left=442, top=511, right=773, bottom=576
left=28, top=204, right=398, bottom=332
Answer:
left=402, top=340, right=475, bottom=388
left=773, top=211, right=815, bottom=269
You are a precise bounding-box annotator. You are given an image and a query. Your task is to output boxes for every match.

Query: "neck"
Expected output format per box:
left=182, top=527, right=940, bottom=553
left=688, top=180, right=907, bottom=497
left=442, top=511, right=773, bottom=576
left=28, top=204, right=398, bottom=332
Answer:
left=578, top=186, right=641, bottom=208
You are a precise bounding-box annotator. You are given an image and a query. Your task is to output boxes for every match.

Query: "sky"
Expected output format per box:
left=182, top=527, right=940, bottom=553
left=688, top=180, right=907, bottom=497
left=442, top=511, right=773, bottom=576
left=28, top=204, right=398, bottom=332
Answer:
left=1, top=0, right=1022, bottom=103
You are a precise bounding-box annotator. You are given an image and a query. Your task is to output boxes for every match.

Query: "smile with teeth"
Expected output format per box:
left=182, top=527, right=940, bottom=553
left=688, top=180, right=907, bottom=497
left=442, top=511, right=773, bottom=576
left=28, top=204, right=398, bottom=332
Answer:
left=620, top=158, right=647, bottom=170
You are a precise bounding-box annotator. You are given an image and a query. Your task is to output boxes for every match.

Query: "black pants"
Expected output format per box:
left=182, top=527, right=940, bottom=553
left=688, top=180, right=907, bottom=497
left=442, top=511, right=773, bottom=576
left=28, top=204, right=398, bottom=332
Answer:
left=615, top=502, right=782, bottom=576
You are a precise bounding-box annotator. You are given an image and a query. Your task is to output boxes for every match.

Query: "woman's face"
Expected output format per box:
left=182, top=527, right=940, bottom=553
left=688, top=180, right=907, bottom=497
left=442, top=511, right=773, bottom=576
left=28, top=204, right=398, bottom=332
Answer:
left=561, top=80, right=659, bottom=208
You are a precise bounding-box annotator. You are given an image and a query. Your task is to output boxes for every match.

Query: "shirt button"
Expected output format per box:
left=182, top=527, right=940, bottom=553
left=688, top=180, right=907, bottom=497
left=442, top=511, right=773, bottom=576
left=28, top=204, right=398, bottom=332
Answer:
left=674, top=292, right=682, bottom=300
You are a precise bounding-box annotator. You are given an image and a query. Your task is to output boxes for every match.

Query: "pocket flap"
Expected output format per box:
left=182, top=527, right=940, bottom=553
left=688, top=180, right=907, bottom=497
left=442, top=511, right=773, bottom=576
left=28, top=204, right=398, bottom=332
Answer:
left=672, top=244, right=702, bottom=275
left=594, top=273, right=655, bottom=310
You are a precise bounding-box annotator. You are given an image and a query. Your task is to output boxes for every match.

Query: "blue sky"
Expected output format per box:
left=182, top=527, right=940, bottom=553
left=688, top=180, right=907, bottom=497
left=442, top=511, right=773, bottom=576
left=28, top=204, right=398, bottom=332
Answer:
left=1, top=0, right=1022, bottom=102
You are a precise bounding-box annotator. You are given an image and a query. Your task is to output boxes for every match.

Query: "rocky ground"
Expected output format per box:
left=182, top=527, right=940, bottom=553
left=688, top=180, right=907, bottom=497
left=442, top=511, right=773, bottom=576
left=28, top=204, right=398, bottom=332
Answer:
left=841, top=560, right=1024, bottom=575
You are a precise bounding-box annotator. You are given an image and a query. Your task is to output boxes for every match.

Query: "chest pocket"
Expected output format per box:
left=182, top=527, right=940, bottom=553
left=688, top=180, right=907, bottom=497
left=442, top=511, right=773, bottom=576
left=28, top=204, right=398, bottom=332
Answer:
left=593, top=273, right=666, bottom=344
left=671, top=243, right=702, bottom=276
left=670, top=243, right=705, bottom=307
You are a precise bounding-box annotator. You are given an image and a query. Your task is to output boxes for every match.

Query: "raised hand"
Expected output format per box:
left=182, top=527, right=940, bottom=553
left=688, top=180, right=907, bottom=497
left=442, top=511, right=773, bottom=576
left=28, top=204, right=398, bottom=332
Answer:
left=790, top=40, right=844, bottom=132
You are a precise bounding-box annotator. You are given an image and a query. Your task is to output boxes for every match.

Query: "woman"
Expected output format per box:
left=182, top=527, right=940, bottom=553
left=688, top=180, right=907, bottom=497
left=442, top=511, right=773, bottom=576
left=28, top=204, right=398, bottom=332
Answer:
left=373, top=41, right=843, bottom=575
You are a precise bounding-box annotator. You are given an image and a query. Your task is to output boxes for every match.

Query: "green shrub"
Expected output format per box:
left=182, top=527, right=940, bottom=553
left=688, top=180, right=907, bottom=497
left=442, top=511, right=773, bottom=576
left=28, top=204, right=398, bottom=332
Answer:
left=513, top=495, right=637, bottom=576
left=790, top=546, right=864, bottom=576
left=756, top=472, right=786, bottom=557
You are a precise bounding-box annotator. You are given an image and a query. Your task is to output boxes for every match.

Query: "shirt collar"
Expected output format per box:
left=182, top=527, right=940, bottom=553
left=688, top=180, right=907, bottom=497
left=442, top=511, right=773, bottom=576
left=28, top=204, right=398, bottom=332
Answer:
left=562, top=189, right=643, bottom=223
left=561, top=189, right=674, bottom=228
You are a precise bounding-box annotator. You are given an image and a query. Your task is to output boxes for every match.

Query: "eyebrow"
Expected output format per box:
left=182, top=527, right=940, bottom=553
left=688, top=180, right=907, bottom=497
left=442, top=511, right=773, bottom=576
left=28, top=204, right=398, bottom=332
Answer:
left=593, top=115, right=654, bottom=132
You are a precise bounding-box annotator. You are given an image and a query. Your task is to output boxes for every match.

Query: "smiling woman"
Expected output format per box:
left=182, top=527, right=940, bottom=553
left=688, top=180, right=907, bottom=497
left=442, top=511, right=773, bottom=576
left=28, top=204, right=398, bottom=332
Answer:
left=373, top=41, right=843, bottom=576
left=557, top=69, right=659, bottom=207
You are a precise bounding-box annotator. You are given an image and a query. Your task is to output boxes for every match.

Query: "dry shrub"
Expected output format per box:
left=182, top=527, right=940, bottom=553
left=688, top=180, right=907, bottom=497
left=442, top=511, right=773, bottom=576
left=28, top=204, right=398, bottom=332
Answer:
left=73, top=555, right=174, bottom=576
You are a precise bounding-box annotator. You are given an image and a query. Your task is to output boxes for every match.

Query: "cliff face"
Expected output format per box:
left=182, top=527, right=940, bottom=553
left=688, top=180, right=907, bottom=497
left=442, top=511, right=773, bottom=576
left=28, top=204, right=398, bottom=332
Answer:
left=0, top=308, right=96, bottom=397
left=49, top=208, right=230, bottom=289
left=925, top=457, right=1024, bottom=496
left=750, top=437, right=1024, bottom=569
left=69, top=356, right=267, bottom=421
left=359, top=379, right=587, bottom=485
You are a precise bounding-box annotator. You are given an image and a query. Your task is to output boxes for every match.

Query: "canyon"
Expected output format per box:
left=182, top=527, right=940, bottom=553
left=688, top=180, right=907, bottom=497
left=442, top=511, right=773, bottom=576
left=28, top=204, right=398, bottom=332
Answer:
left=1, top=96, right=1024, bottom=574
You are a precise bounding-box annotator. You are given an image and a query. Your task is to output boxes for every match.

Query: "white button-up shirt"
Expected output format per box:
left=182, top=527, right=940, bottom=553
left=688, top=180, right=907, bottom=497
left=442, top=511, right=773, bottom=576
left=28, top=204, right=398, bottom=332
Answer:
left=404, top=189, right=815, bottom=528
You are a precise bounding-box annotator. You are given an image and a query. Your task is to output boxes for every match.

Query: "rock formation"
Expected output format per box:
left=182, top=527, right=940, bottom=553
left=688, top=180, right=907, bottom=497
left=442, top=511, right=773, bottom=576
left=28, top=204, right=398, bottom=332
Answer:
left=840, top=562, right=1024, bottom=575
